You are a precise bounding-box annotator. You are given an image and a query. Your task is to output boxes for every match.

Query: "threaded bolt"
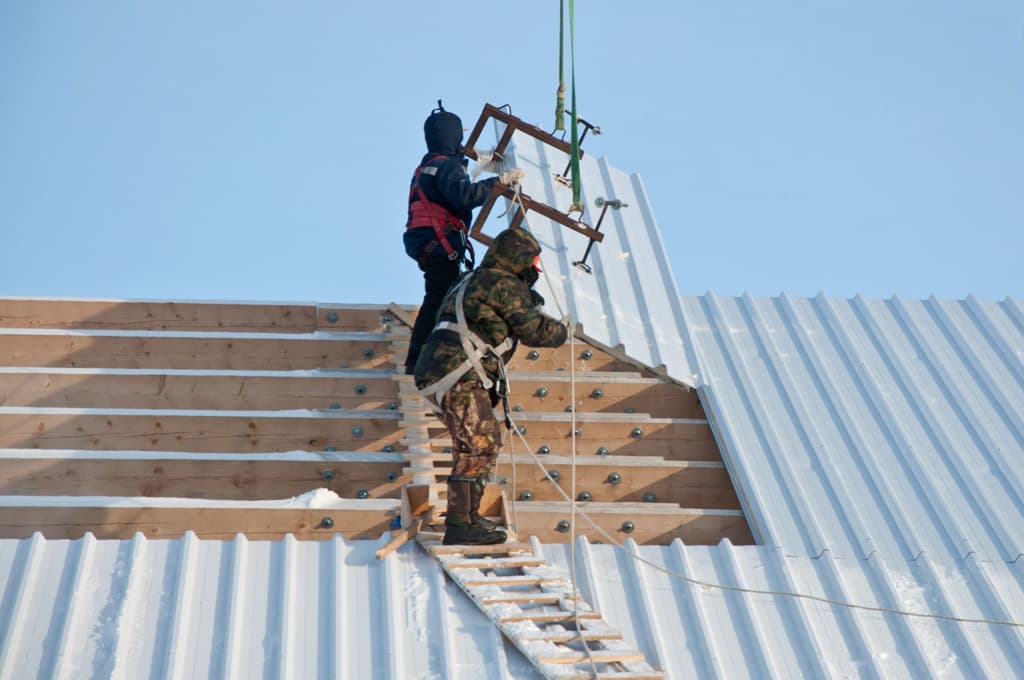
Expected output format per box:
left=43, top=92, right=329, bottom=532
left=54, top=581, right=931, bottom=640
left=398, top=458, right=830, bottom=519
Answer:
left=630, top=427, right=644, bottom=440
left=607, top=472, right=621, bottom=485
left=621, top=520, right=635, bottom=534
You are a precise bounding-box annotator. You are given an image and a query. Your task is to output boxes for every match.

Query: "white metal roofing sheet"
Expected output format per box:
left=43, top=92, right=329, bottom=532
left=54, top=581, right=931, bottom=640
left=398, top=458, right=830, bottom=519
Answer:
left=683, top=293, right=1024, bottom=563
left=1, top=533, right=1021, bottom=680
left=496, top=132, right=699, bottom=387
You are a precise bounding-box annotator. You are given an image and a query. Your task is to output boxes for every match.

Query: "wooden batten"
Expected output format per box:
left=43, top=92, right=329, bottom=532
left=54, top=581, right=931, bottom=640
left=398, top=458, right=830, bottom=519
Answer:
left=508, top=373, right=705, bottom=419
left=0, top=370, right=398, bottom=411
left=0, top=410, right=404, bottom=453
left=0, top=503, right=398, bottom=541
left=0, top=452, right=408, bottom=500
left=510, top=502, right=753, bottom=545
left=0, top=298, right=319, bottom=333
left=0, top=332, right=395, bottom=371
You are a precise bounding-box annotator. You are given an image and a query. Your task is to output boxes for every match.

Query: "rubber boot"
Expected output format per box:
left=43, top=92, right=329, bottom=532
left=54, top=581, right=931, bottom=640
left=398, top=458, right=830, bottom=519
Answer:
left=443, top=476, right=506, bottom=545
left=470, top=474, right=498, bottom=531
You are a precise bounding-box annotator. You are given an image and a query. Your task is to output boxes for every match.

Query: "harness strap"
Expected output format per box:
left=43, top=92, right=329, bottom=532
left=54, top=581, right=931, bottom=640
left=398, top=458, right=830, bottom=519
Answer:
left=418, top=274, right=514, bottom=406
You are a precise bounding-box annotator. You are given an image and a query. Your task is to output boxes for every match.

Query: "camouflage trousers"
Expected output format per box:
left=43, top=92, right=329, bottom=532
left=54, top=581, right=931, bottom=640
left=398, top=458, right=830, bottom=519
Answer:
left=438, top=381, right=500, bottom=477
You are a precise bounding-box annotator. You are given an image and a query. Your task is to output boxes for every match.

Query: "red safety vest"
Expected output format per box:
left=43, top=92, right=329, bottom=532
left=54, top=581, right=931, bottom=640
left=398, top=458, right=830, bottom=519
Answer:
left=406, top=155, right=470, bottom=262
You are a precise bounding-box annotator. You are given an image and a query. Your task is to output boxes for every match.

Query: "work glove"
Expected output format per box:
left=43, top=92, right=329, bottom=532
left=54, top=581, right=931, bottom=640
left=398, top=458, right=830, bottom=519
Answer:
left=471, top=148, right=502, bottom=180
left=499, top=168, right=525, bottom=185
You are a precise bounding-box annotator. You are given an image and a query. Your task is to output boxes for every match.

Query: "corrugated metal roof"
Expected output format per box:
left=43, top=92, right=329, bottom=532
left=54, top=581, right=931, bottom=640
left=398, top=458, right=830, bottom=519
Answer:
left=683, top=293, right=1024, bottom=563
left=501, top=132, right=700, bottom=387
left=1, top=533, right=1021, bottom=679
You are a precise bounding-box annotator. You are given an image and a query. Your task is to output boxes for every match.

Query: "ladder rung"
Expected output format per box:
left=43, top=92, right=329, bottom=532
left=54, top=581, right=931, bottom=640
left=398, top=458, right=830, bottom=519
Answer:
left=499, top=609, right=602, bottom=624
left=538, top=650, right=646, bottom=665
left=479, top=592, right=569, bottom=605
left=463, top=575, right=563, bottom=587
left=427, top=542, right=533, bottom=556
left=556, top=672, right=665, bottom=680
left=516, top=630, right=623, bottom=643
left=446, top=556, right=543, bottom=570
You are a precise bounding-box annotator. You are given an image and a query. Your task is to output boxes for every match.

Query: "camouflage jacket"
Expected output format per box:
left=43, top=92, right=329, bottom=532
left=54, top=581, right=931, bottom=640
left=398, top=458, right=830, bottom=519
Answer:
left=414, top=228, right=568, bottom=389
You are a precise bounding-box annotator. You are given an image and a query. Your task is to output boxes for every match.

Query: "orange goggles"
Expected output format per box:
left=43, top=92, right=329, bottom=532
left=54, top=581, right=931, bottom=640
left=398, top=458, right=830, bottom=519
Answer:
left=532, top=254, right=543, bottom=272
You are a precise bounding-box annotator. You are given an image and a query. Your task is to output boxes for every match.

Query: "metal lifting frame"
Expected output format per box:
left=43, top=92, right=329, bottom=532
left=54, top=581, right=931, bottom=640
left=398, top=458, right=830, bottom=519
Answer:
left=462, top=103, right=605, bottom=247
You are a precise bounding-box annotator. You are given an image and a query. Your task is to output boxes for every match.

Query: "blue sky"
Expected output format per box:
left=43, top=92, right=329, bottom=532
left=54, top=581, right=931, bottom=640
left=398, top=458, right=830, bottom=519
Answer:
left=2, top=2, right=1021, bottom=304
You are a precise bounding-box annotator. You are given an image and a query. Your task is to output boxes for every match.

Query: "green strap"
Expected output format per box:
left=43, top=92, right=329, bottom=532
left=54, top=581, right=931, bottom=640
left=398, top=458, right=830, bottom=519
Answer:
left=568, top=0, right=582, bottom=210
left=554, top=0, right=565, bottom=132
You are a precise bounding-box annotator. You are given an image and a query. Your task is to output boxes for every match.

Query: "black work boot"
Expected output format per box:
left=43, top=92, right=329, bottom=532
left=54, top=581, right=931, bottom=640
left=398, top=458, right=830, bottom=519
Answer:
left=470, top=474, right=498, bottom=531
left=443, top=476, right=506, bottom=545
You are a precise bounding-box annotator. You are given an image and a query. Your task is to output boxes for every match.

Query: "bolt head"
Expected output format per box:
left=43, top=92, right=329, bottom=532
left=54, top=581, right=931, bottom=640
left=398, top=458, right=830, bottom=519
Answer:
left=387, top=402, right=398, bottom=410
left=577, top=491, right=592, bottom=502
left=517, top=425, right=527, bottom=435
left=548, top=469, right=561, bottom=482
left=320, top=516, right=335, bottom=529
left=580, top=349, right=593, bottom=360
left=356, top=489, right=369, bottom=499
left=329, top=402, right=341, bottom=410
left=624, top=407, right=636, bottom=414
left=643, top=492, right=657, bottom=503
left=324, top=446, right=337, bottom=452
left=607, top=472, right=621, bottom=485
left=590, top=388, right=603, bottom=399
left=362, top=348, right=375, bottom=360
left=321, top=469, right=335, bottom=481
left=527, top=350, right=540, bottom=360
left=596, top=446, right=609, bottom=456
left=569, top=426, right=582, bottom=438
left=538, top=445, right=550, bottom=455
left=621, top=520, right=635, bottom=534
left=351, top=425, right=363, bottom=438
left=386, top=471, right=398, bottom=482
left=535, top=386, right=549, bottom=398
left=512, top=405, right=524, bottom=412
left=326, top=312, right=339, bottom=324
left=354, top=384, right=367, bottom=395
left=630, top=427, right=644, bottom=440
left=519, top=489, right=534, bottom=501
left=382, top=444, right=395, bottom=453
left=564, top=405, right=574, bottom=412
left=556, top=519, right=571, bottom=533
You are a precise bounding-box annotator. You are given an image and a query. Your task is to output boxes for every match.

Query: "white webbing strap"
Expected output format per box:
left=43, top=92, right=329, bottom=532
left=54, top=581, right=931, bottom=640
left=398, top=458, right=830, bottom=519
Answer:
left=417, top=274, right=513, bottom=406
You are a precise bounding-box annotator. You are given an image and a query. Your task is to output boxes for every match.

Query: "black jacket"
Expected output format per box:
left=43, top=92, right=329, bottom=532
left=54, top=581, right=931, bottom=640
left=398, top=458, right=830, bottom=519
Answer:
left=404, top=111, right=498, bottom=259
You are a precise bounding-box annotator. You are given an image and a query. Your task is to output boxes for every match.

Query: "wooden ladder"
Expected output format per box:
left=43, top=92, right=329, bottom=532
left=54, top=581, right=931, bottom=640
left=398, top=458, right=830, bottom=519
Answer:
left=417, top=537, right=665, bottom=680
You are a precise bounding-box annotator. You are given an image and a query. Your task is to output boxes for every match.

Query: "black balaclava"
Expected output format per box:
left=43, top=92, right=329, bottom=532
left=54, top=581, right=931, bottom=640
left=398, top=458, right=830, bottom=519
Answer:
left=423, top=100, right=463, bottom=155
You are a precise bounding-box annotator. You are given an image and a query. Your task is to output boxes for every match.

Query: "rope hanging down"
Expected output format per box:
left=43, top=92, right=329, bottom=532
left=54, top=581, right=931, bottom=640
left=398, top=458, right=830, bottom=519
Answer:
left=554, top=0, right=583, bottom=211
left=554, top=0, right=566, bottom=133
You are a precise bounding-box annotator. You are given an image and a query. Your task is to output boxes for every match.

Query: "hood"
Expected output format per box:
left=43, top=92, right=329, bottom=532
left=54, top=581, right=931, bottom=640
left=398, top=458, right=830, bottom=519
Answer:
left=424, top=111, right=464, bottom=155
left=480, top=228, right=541, bottom=276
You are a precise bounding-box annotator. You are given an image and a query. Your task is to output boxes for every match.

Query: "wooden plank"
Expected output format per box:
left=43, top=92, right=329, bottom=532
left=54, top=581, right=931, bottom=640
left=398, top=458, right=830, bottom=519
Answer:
left=510, top=502, right=754, bottom=545
left=506, top=376, right=704, bottom=419
left=501, top=456, right=740, bottom=509
left=505, top=343, right=643, bottom=374
left=318, top=304, right=417, bottom=332
left=0, top=299, right=318, bottom=332
left=444, top=556, right=545, bottom=570
left=427, top=541, right=534, bottom=556
left=462, top=575, right=563, bottom=587
left=0, top=505, right=396, bottom=540
left=499, top=610, right=602, bottom=624
left=0, top=455, right=408, bottom=499
left=375, top=516, right=424, bottom=560
left=517, top=630, right=623, bottom=643
left=0, top=412, right=404, bottom=453
left=0, top=370, right=399, bottom=410
left=537, top=651, right=645, bottom=665
left=0, top=333, right=394, bottom=370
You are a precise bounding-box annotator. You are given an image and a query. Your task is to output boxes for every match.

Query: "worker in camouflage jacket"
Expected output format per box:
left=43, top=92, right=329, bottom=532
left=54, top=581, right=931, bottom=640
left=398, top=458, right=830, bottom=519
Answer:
left=415, top=227, right=568, bottom=545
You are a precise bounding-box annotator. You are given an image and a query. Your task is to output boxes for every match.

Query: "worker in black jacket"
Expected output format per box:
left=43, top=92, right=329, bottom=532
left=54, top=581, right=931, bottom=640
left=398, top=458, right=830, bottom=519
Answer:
left=403, top=101, right=523, bottom=374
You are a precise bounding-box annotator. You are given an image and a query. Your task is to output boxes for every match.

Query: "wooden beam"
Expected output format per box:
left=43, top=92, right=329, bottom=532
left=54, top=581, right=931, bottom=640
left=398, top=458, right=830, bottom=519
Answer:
left=0, top=452, right=408, bottom=499
left=498, top=455, right=740, bottom=509
left=0, top=410, right=404, bottom=453
left=318, top=304, right=417, bottom=332
left=0, top=503, right=398, bottom=540
left=510, top=501, right=754, bottom=545
left=506, top=373, right=705, bottom=419
left=0, top=299, right=319, bottom=332
left=0, top=332, right=395, bottom=370
left=0, top=370, right=399, bottom=411
left=505, top=343, right=649, bottom=374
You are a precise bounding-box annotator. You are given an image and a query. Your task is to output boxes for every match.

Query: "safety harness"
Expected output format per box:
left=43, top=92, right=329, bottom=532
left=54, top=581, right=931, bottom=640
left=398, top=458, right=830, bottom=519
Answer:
left=406, top=155, right=475, bottom=268
left=419, top=272, right=515, bottom=416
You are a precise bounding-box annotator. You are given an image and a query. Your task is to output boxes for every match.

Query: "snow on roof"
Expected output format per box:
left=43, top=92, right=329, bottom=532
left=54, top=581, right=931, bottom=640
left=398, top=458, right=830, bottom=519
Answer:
left=1, top=533, right=1020, bottom=679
